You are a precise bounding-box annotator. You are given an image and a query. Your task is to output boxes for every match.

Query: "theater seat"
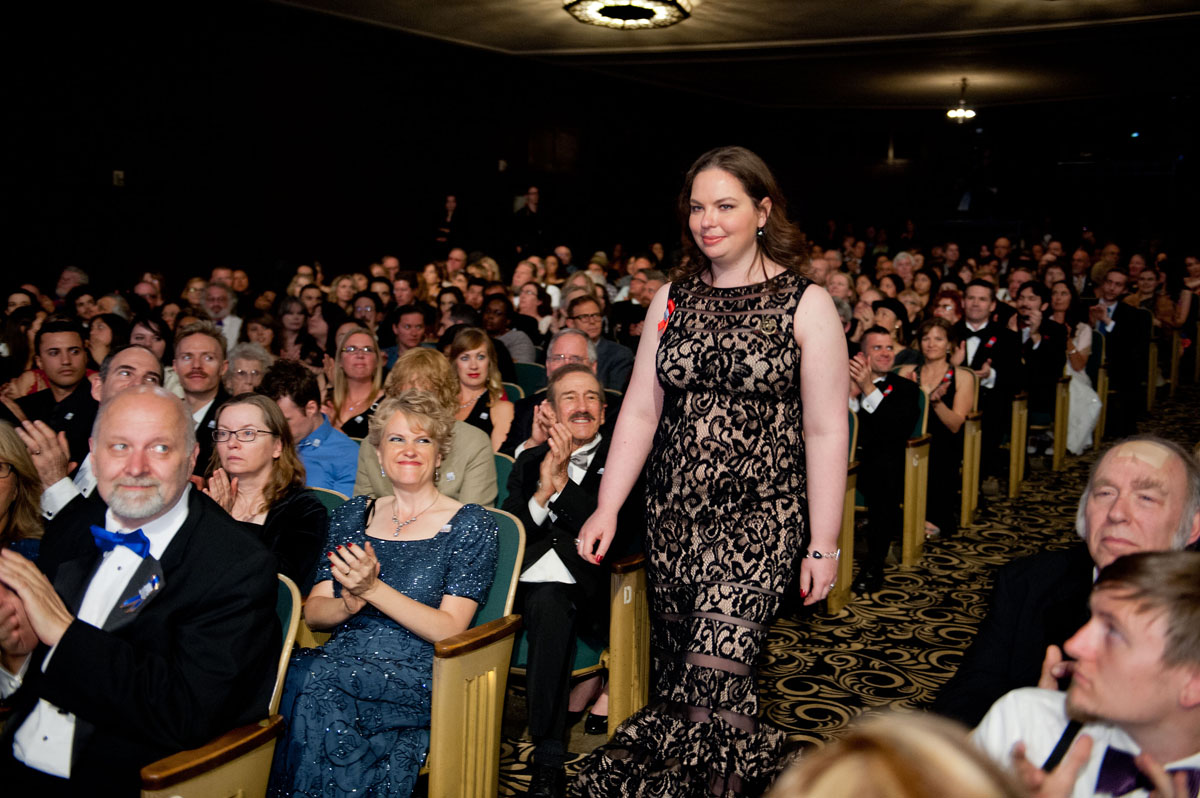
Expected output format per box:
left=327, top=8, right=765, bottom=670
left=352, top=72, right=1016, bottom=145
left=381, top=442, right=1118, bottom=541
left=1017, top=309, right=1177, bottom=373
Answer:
left=961, top=369, right=983, bottom=527
left=139, top=573, right=302, bottom=798
left=508, top=550, right=651, bottom=737
left=901, top=388, right=931, bottom=567
left=828, top=409, right=858, bottom=613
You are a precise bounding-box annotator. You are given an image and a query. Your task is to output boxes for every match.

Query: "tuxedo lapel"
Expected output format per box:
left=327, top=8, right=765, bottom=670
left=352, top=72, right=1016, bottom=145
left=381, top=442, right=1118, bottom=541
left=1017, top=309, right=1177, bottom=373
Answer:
left=102, top=556, right=166, bottom=633
left=579, top=439, right=610, bottom=494
left=53, top=555, right=102, bottom=615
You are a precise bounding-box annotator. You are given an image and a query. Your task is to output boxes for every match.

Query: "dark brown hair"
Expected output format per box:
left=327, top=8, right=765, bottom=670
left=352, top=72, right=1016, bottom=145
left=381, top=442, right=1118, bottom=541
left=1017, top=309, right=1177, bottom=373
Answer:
left=673, top=146, right=809, bottom=284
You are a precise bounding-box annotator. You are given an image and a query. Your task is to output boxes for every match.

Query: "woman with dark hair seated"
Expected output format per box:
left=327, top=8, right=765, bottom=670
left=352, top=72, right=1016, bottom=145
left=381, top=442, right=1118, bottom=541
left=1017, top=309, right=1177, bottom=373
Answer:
left=268, top=391, right=498, bottom=797
left=240, top=310, right=281, bottom=352
left=0, top=421, right=43, bottom=562
left=898, top=318, right=973, bottom=537
left=130, top=313, right=180, bottom=395
left=85, top=313, right=130, bottom=370
left=274, top=295, right=324, bottom=369
left=204, top=393, right=326, bottom=591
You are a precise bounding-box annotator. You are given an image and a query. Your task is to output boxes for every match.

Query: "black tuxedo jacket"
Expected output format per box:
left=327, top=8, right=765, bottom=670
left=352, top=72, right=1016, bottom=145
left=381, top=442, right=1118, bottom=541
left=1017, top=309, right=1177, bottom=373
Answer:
left=502, top=438, right=643, bottom=608
left=1, top=489, right=279, bottom=790
left=1091, top=300, right=1150, bottom=387
left=192, top=387, right=230, bottom=476
left=1021, top=318, right=1068, bottom=414
left=855, top=374, right=922, bottom=467
left=955, top=321, right=1024, bottom=400
left=932, top=543, right=1094, bottom=727
left=5, top=381, right=99, bottom=473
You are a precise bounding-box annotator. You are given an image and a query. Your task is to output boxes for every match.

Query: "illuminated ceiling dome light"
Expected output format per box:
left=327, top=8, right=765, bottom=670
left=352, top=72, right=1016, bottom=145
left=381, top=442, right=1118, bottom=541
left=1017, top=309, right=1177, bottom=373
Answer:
left=946, top=78, right=977, bottom=124
left=563, top=0, right=693, bottom=30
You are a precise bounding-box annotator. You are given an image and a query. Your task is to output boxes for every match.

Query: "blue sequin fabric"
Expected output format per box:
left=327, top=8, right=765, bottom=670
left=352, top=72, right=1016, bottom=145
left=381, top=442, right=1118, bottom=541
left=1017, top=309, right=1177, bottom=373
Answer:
left=268, top=498, right=498, bottom=797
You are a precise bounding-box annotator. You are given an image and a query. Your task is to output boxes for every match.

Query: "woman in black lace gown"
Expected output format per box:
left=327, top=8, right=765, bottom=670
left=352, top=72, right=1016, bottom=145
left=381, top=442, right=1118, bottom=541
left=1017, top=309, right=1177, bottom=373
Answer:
left=575, top=147, right=849, bottom=796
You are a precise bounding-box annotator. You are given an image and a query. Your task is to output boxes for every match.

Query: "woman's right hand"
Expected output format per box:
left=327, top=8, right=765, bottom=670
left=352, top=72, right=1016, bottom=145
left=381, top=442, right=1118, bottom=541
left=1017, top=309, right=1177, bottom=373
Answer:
left=202, top=467, right=238, bottom=514
left=577, top=509, right=617, bottom=566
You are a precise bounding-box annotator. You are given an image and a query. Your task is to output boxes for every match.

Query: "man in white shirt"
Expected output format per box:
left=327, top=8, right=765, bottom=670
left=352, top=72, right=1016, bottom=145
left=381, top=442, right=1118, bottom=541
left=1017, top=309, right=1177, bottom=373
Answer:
left=501, top=365, right=642, bottom=797
left=0, top=385, right=277, bottom=793
left=204, top=282, right=242, bottom=350
left=974, top=552, right=1200, bottom=798
left=173, top=320, right=229, bottom=476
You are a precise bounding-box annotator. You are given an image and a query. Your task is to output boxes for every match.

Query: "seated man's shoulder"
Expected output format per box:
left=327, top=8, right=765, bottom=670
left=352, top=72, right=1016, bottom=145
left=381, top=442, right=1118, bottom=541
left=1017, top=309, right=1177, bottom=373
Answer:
left=997, top=544, right=1091, bottom=588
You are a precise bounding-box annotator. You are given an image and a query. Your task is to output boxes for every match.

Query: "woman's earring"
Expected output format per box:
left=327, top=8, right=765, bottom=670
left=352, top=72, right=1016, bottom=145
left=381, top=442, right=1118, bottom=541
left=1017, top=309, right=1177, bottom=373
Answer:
left=380, top=465, right=386, bottom=477
left=756, top=227, right=765, bottom=239
left=434, top=467, right=441, bottom=483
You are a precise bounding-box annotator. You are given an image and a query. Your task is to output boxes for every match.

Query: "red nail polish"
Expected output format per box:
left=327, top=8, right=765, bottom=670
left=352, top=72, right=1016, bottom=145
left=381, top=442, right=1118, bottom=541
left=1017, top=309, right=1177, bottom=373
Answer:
left=327, top=551, right=334, bottom=557
left=800, top=589, right=808, bottom=598
left=336, top=545, right=342, bottom=550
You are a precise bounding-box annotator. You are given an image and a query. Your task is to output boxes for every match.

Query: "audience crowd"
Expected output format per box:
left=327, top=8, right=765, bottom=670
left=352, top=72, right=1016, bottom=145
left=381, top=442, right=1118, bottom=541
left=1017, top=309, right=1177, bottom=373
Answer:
left=1, top=214, right=1199, bottom=797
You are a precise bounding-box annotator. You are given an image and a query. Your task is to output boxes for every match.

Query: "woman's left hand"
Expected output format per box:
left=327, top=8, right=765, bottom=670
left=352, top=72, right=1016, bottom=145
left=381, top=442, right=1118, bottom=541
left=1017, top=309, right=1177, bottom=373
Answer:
left=799, top=553, right=839, bottom=606
left=203, top=468, right=238, bottom=514
left=329, top=542, right=381, bottom=599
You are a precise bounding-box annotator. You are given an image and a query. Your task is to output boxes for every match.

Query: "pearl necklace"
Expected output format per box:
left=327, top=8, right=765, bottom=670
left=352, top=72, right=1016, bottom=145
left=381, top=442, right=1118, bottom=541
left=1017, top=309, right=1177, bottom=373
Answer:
left=392, top=495, right=439, bottom=537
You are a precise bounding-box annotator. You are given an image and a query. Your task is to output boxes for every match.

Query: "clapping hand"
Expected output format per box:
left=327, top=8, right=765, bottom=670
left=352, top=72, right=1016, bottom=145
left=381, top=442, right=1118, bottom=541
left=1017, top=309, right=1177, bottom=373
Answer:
left=527, top=400, right=556, bottom=448
left=1011, top=735, right=1093, bottom=798
left=929, top=380, right=950, bottom=404
left=15, top=420, right=75, bottom=489
left=0, top=581, right=39, bottom=671
left=0, top=549, right=73, bottom=649
left=848, top=353, right=873, bottom=398
left=974, top=358, right=993, bottom=380
left=534, top=422, right=573, bottom=505
left=202, top=467, right=239, bottom=514
left=328, top=542, right=381, bottom=613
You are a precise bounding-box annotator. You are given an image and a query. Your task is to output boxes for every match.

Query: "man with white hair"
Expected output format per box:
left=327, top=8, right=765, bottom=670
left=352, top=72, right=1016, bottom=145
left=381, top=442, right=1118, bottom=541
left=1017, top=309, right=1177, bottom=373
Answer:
left=0, top=385, right=278, bottom=792
left=934, top=436, right=1200, bottom=727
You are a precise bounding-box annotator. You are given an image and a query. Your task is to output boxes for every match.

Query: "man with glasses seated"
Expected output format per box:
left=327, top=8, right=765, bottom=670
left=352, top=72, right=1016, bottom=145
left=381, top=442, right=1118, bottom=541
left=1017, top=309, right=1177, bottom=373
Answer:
left=565, top=295, right=633, bottom=393
left=500, top=329, right=621, bottom=458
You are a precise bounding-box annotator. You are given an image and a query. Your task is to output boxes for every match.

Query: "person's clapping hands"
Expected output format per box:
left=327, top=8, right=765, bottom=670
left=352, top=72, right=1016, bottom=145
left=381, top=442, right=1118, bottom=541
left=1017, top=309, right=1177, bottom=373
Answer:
left=848, top=352, right=874, bottom=398
left=0, top=549, right=73, bottom=650
left=0, top=581, right=39, bottom=671
left=534, top=422, right=573, bottom=506
left=202, top=467, right=239, bottom=514
left=327, top=542, right=381, bottom=613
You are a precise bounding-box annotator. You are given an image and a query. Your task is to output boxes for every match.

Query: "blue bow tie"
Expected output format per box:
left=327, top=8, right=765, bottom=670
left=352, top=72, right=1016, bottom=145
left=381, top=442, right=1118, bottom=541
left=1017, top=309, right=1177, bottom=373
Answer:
left=90, top=525, right=151, bottom=559
left=1095, top=746, right=1200, bottom=797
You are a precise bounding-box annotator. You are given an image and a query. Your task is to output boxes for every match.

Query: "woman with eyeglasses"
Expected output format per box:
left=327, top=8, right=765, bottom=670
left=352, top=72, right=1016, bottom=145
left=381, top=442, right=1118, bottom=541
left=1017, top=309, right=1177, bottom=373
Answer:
left=204, top=393, right=326, bottom=590
left=325, top=326, right=385, bottom=440
left=448, top=327, right=513, bottom=452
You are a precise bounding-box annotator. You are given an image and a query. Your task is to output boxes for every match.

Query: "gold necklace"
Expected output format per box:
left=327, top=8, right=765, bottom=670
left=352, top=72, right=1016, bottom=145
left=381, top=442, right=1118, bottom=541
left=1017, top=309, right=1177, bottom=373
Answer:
left=392, top=495, right=439, bottom=537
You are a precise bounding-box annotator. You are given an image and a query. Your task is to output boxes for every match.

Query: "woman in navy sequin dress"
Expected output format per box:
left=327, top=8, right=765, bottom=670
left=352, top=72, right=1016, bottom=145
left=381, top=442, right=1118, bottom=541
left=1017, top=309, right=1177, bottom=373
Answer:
left=269, top=392, right=498, bottom=797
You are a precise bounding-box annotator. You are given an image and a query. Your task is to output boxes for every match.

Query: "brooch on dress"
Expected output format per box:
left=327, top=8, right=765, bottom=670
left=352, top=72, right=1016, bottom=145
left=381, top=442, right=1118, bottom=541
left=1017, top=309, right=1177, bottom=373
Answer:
left=755, top=315, right=779, bottom=334
left=657, top=299, right=676, bottom=333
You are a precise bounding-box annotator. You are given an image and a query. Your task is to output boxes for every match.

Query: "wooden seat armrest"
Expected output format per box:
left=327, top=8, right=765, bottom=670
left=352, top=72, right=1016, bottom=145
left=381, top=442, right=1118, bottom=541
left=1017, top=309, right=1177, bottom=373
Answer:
left=434, top=614, right=522, bottom=659
left=965, top=410, right=984, bottom=421
left=140, top=715, right=283, bottom=790
left=905, top=433, right=932, bottom=449
left=611, top=552, right=647, bottom=575
left=847, top=461, right=859, bottom=476
left=1057, top=376, right=1071, bottom=385
left=1013, top=391, right=1029, bottom=401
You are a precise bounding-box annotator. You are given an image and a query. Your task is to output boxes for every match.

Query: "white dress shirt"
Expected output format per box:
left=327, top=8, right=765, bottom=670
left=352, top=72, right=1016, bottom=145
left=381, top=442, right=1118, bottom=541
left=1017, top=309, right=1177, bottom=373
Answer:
left=0, top=487, right=192, bottom=778
left=973, top=687, right=1200, bottom=798
left=519, top=434, right=602, bottom=585
left=40, top=454, right=97, bottom=521
left=848, top=376, right=887, bottom=414
left=963, top=321, right=998, bottom=389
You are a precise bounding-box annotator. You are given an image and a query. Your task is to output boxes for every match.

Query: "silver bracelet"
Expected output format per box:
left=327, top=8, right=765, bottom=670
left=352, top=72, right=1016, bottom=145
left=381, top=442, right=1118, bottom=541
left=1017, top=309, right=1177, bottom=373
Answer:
left=804, top=548, right=841, bottom=560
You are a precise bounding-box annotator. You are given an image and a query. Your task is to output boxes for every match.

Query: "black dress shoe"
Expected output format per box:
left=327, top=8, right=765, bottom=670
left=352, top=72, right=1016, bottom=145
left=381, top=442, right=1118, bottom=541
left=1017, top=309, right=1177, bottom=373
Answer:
left=852, top=568, right=883, bottom=595
left=529, top=763, right=567, bottom=798
left=584, top=711, right=608, bottom=735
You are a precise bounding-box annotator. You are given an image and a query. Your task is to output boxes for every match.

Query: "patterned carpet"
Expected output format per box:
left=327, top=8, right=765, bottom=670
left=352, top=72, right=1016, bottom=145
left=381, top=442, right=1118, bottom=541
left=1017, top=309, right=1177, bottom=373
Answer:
left=493, top=385, right=1200, bottom=795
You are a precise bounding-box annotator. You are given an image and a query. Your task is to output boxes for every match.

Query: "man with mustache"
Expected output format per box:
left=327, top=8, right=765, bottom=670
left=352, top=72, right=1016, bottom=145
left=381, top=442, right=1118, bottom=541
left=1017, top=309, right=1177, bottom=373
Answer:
left=502, top=364, right=643, bottom=797
left=0, top=385, right=277, bottom=792
left=172, top=321, right=229, bottom=476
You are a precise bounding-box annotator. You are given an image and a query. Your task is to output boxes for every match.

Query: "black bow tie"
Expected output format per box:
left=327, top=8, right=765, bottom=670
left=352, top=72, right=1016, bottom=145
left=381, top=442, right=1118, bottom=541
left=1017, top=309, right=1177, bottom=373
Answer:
left=1095, top=746, right=1200, bottom=797
left=964, top=329, right=987, bottom=340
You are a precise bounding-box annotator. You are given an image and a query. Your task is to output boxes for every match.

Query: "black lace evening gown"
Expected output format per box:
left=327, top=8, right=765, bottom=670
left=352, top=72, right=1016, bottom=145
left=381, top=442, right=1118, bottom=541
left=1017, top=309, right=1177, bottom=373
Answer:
left=575, top=270, right=811, bottom=797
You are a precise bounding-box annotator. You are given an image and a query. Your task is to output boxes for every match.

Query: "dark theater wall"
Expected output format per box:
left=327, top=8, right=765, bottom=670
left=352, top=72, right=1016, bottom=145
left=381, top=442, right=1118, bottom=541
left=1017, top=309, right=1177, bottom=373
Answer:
left=6, top=1, right=1196, bottom=293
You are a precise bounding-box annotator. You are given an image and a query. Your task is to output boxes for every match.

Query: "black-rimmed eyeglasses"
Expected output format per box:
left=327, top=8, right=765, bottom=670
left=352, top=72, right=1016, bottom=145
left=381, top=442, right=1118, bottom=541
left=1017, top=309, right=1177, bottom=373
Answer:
left=213, top=428, right=278, bottom=443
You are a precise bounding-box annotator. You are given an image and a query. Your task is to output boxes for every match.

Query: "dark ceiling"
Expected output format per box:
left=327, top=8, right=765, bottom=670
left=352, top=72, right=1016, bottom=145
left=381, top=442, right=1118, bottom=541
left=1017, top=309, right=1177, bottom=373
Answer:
left=273, top=0, right=1200, bottom=108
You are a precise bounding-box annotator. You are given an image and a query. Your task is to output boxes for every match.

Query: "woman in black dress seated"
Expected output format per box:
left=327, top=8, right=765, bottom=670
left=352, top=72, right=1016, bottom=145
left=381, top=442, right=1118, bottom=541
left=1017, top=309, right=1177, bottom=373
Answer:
left=268, top=391, right=498, bottom=797
left=448, top=327, right=513, bottom=452
left=325, top=326, right=386, bottom=440
left=204, top=393, right=326, bottom=590
left=898, top=318, right=973, bottom=537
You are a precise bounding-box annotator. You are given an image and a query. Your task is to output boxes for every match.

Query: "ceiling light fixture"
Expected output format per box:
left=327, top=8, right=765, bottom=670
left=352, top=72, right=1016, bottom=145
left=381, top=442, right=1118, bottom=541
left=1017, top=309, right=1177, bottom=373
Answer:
left=947, top=77, right=977, bottom=123
left=563, top=0, right=693, bottom=30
